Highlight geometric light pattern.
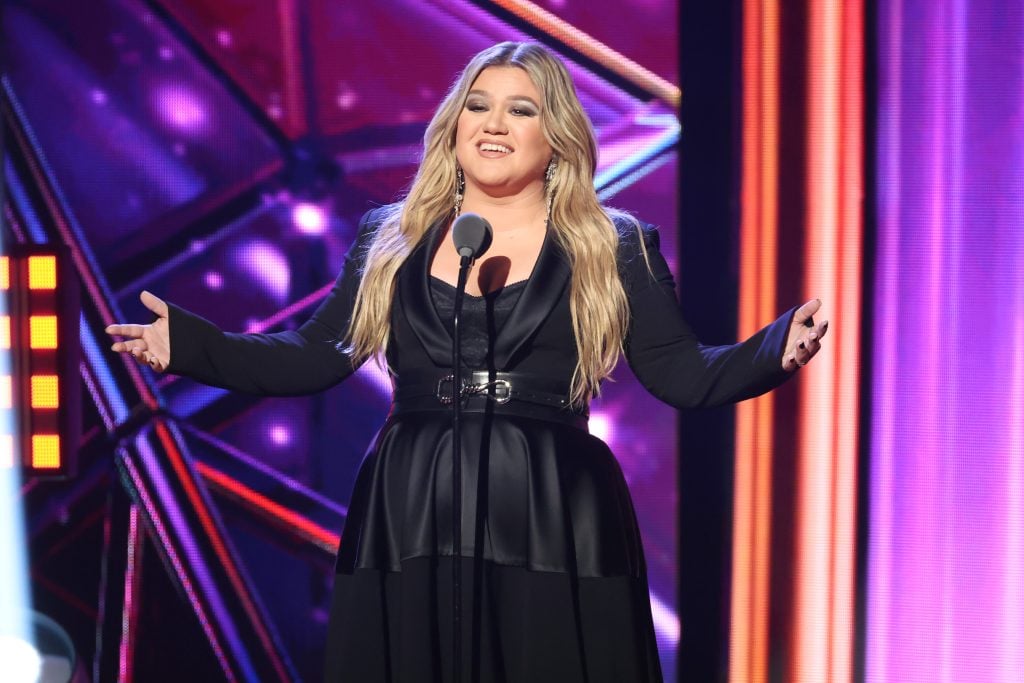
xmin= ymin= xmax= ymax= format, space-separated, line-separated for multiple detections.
xmin=3 ymin=0 xmax=681 ymax=678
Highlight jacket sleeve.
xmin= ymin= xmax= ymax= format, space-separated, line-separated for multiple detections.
xmin=163 ymin=208 xmax=380 ymax=396
xmin=620 ymin=222 xmax=796 ymax=409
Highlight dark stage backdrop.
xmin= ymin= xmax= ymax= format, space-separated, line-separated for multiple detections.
xmin=2 ymin=1 xmax=681 ymax=680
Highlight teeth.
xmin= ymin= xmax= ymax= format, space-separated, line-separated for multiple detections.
xmin=480 ymin=143 xmax=512 ymax=153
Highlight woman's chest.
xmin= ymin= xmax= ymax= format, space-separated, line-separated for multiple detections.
xmin=429 ymin=226 xmax=547 ymax=296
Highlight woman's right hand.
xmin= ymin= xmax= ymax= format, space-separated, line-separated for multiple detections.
xmin=106 ymin=291 xmax=171 ymax=373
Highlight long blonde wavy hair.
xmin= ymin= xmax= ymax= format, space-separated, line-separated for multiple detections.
xmin=346 ymin=42 xmax=639 ymax=407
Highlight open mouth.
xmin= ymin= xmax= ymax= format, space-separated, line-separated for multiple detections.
xmin=478 ymin=142 xmax=513 ymax=155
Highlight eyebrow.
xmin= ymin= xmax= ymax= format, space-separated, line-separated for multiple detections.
xmin=467 ymin=90 xmax=540 ymax=108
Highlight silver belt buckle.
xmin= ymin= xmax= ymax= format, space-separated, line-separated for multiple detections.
xmin=435 ymin=375 xmax=512 ymax=405
xmin=435 ymin=374 xmax=464 ymax=405
xmin=487 ymin=379 xmax=512 ymax=404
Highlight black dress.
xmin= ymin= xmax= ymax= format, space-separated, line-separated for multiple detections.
xmin=166 ymin=208 xmax=796 ymax=682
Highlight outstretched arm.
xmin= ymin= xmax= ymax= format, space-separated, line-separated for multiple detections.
xmin=621 ymin=223 xmax=828 ymax=409
xmin=106 ymin=209 xmax=380 ymax=396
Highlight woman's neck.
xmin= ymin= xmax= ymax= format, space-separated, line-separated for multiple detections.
xmin=461 ymin=184 xmax=547 ymax=233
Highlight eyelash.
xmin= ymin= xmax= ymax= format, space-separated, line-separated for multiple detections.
xmin=466 ymin=103 xmax=535 ymax=117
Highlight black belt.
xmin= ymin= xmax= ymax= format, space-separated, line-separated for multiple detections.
xmin=391 ymin=370 xmax=588 ymax=429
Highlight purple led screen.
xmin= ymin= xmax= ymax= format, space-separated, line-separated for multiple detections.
xmin=870 ymin=1 xmax=1024 ymax=681
xmin=2 ymin=0 xmax=679 ymax=678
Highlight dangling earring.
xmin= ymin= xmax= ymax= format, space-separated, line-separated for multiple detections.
xmin=544 ymin=157 xmax=558 ymax=222
xmin=454 ymin=165 xmax=465 ymax=217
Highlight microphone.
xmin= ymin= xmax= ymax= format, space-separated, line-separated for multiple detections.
xmin=452 ymin=212 xmax=493 ymax=261
xmin=448 ymin=211 xmax=491 ymax=682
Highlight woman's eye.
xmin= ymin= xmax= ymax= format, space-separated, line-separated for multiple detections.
xmin=511 ymin=107 xmax=535 ymax=117
xmin=466 ymin=103 xmax=487 ymax=112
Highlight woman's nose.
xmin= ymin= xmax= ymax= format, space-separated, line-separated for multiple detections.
xmin=483 ymin=109 xmax=507 ymax=134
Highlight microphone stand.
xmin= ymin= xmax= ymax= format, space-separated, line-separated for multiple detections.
xmin=451 ymin=251 xmax=472 ymax=683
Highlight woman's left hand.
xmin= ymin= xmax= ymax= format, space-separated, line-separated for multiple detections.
xmin=782 ymin=299 xmax=829 ymax=372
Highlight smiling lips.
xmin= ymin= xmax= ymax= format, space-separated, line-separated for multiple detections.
xmin=478 ymin=141 xmax=513 ymax=157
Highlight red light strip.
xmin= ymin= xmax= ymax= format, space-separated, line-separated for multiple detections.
xmin=195 ymin=461 xmax=340 ymax=553
xmin=153 ymin=421 xmax=291 ymax=682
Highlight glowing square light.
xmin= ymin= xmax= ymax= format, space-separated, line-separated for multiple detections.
xmin=28 ymin=255 xmax=57 ymax=289
xmin=0 ymin=435 xmax=13 ymax=468
xmin=30 ymin=315 xmax=58 ymax=349
xmin=0 ymin=375 xmax=10 ymax=409
xmin=32 ymin=434 xmax=61 ymax=469
xmin=31 ymin=375 xmax=59 ymax=409
xmin=0 ymin=256 xmax=9 ymax=290
xmin=0 ymin=316 xmax=9 ymax=350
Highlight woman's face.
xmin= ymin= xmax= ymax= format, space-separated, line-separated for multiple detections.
xmin=455 ymin=66 xmax=553 ymax=200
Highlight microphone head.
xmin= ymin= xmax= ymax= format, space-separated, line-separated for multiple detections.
xmin=452 ymin=213 xmax=493 ymax=259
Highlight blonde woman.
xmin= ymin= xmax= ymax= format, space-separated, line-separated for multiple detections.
xmin=108 ymin=42 xmax=827 ymax=682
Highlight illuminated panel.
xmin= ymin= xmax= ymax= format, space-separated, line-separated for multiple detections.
xmin=29 ymin=315 xmax=58 ymax=349
xmin=28 ymin=255 xmax=57 ymax=289
xmin=3 ymin=247 xmax=79 ymax=478
xmin=1 ymin=256 xmax=8 ymax=290
xmin=791 ymin=0 xmax=862 ymax=681
xmin=31 ymin=375 xmax=60 ymax=409
xmin=730 ymin=2 xmax=779 ymax=682
xmin=0 ymin=434 xmax=13 ymax=468
xmin=869 ymin=2 xmax=1024 ymax=681
xmin=31 ymin=434 xmax=61 ymax=469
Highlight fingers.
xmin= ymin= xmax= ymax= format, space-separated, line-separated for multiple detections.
xmin=105 ymin=323 xmax=147 ymax=339
xmin=783 ymin=320 xmax=829 ymax=372
xmin=144 ymin=352 xmax=165 ymax=373
xmin=140 ymin=290 xmax=169 ymax=318
xmin=108 ymin=338 xmax=167 ymax=372
xmin=794 ymin=298 xmax=822 ymax=326
xmin=110 ymin=338 xmax=148 ymax=357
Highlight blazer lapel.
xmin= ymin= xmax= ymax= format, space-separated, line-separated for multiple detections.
xmin=493 ymin=226 xmax=571 ymax=369
xmin=397 ymin=219 xmax=572 ymax=370
xmin=397 ymin=218 xmax=452 ymax=367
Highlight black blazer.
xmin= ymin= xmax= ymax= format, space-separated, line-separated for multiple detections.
xmin=166 ymin=207 xmax=795 ymax=407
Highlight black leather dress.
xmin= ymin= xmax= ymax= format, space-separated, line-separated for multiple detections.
xmin=166 ymin=207 xmax=796 ymax=682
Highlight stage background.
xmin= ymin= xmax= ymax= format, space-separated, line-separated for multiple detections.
xmin=7 ymin=1 xmax=1022 ymax=682
xmin=2 ymin=0 xmax=681 ymax=680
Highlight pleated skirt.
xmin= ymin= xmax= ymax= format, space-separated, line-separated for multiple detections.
xmin=323 ymin=408 xmax=663 ymax=682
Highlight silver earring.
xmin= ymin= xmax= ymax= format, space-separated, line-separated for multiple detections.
xmin=544 ymin=157 xmax=557 ymax=222
xmin=545 ymin=157 xmax=558 ymax=185
xmin=454 ymin=166 xmax=465 ymax=216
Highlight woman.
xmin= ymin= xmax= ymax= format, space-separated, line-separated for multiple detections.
xmin=107 ymin=42 xmax=826 ymax=682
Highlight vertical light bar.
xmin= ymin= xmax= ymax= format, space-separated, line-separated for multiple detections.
xmin=868 ymin=2 xmax=1024 ymax=681
xmin=793 ymin=0 xmax=862 ymax=681
xmin=730 ymin=1 xmax=779 ymax=681
xmin=118 ymin=504 xmax=143 ymax=683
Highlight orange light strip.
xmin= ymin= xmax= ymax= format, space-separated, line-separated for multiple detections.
xmin=486 ymin=0 xmax=682 ymax=108
xmin=791 ymin=0 xmax=862 ymax=681
xmin=730 ymin=1 xmax=780 ymax=681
